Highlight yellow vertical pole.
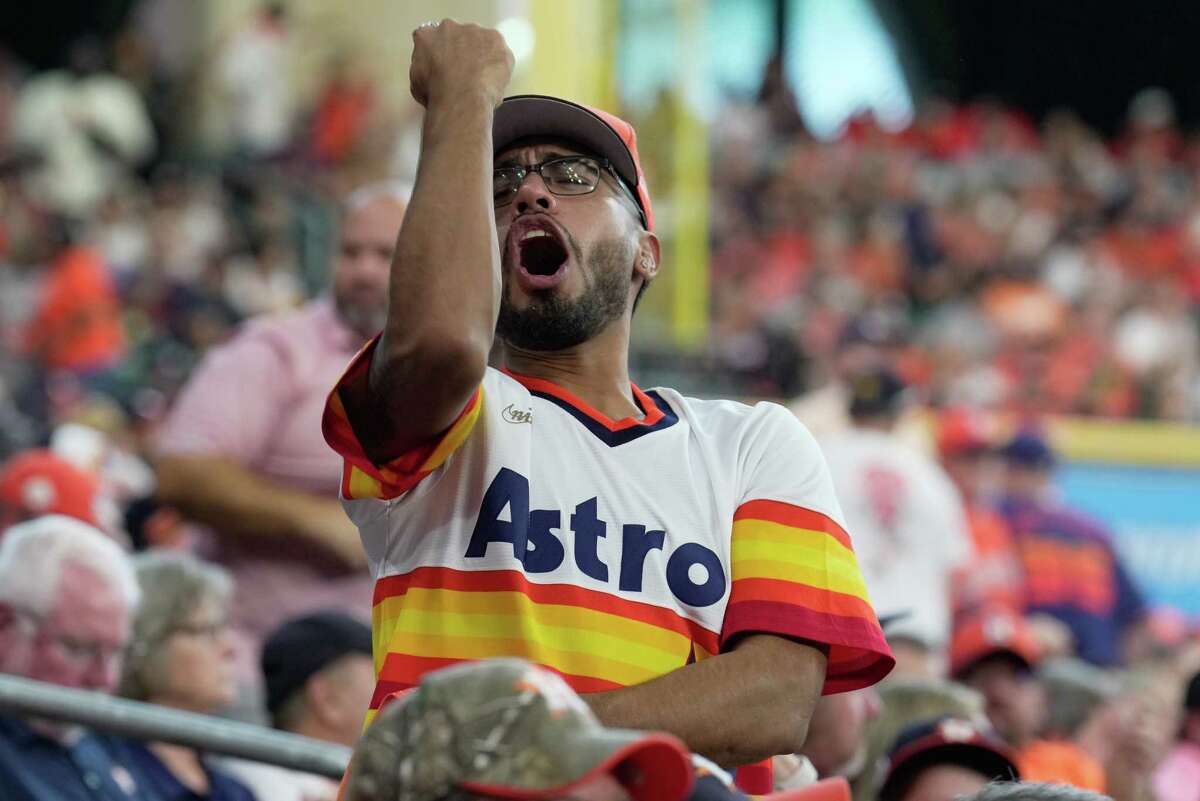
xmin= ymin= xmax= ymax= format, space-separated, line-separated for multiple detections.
xmin=670 ymin=0 xmax=709 ymax=347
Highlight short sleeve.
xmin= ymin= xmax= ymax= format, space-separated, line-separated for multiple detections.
xmin=322 ymin=335 xmax=484 ymax=502
xmin=723 ymin=403 xmax=894 ymax=693
xmin=156 ymin=331 xmax=289 ymax=464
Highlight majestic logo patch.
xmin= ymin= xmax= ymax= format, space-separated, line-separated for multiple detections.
xmin=502 ymin=404 xmax=534 ymax=425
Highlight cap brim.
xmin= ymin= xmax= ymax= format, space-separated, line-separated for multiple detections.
xmin=462 ymin=729 xmax=694 ymax=801
xmin=881 ymin=743 xmax=1020 ymax=800
xmin=494 ymin=95 xmax=639 ymax=190
xmin=763 ymin=777 xmax=851 ymax=801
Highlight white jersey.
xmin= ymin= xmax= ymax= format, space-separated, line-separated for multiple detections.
xmin=819 ymin=427 xmax=973 ymax=647
xmin=323 ymin=347 xmax=892 ymax=723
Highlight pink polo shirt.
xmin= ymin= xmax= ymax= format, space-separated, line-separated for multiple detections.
xmin=157 ymin=298 xmax=373 ymax=642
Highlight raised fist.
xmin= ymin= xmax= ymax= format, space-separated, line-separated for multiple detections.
xmin=409 ymin=19 xmax=515 ymax=109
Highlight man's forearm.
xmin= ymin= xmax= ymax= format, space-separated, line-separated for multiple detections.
xmin=154 ymin=454 xmax=360 ymax=564
xmin=583 ymin=634 xmax=827 ymax=768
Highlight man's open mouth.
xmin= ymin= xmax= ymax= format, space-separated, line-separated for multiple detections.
xmin=518 ymin=228 xmax=569 ymax=277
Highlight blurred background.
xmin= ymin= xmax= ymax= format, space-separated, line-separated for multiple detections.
xmin=0 ymin=0 xmax=1197 ymax=622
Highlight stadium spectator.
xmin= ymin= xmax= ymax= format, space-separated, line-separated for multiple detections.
xmin=9 ymin=36 xmax=154 ymax=218
xmin=222 ymin=610 xmax=374 ymax=801
xmin=820 ymin=367 xmax=973 ymax=675
xmin=153 ymin=183 xmax=407 ymax=667
xmin=949 ymin=609 xmax=1106 ymax=792
xmin=344 ymin=658 xmax=696 ymax=801
xmin=877 ymin=717 xmax=1020 ymax=801
xmin=855 ymin=678 xmax=988 ymax=801
xmin=1154 ymin=670 xmax=1200 ymax=801
xmin=793 ymin=687 xmax=882 ymax=781
xmin=110 ymin=550 xmax=253 ymax=801
xmin=324 ymin=23 xmax=891 ymax=796
xmin=997 ymin=429 xmax=1148 ymax=666
xmin=215 ymin=3 xmax=294 ymax=159
xmin=933 ymin=408 xmax=1024 ymax=616
xmin=0 ymin=514 xmax=143 ymax=800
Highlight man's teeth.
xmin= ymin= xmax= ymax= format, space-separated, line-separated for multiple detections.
xmin=520 ymin=230 xmax=551 ymax=241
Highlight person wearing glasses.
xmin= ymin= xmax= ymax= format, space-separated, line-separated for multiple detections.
xmin=0 ymin=514 xmax=146 ymax=800
xmin=323 ymin=20 xmax=893 ymax=794
xmin=106 ymin=551 xmax=254 ymax=801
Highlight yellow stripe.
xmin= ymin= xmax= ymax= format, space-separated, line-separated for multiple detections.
xmin=376 ymin=589 xmax=691 ymax=667
xmin=731 ymin=555 xmax=871 ymax=600
xmin=732 ymin=534 xmax=862 ymax=578
xmin=347 ymin=465 xmax=384 ymax=500
xmin=420 ymin=390 xmax=484 ymax=472
xmin=732 ymin=519 xmax=857 ymax=561
xmin=380 ymin=630 xmax=668 ymax=686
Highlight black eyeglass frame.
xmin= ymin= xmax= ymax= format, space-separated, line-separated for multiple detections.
xmin=493 ymin=155 xmax=647 ymax=228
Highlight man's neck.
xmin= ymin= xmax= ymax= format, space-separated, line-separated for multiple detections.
xmin=502 ymin=321 xmax=643 ymax=422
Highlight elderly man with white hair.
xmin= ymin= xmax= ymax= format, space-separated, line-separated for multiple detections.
xmin=0 ymin=514 xmax=143 ymax=800
xmin=154 ymin=183 xmax=408 ymax=664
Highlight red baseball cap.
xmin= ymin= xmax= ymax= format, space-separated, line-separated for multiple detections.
xmin=935 ymin=407 xmax=993 ymax=457
xmin=949 ymin=609 xmax=1042 ymax=679
xmin=0 ymin=449 xmax=105 ymax=529
xmin=493 ymin=94 xmax=654 ymax=231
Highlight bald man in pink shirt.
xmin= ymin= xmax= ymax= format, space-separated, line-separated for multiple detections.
xmin=155 ymin=184 xmax=406 ymax=655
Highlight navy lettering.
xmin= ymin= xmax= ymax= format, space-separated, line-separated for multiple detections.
xmin=666 ymin=543 xmax=726 ymax=607
xmin=619 ymin=525 xmax=665 ymax=592
xmin=465 ymin=468 xmax=530 ymax=561
xmin=570 ymin=497 xmax=609 ymax=581
xmin=523 ymin=509 xmax=565 ymax=573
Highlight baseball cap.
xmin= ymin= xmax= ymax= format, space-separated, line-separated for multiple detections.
xmin=949 ymin=609 xmax=1042 ymax=679
xmin=493 ymin=95 xmax=654 ymax=231
xmin=261 ymin=610 xmax=373 ymax=719
xmin=847 ymin=367 xmax=907 ymax=419
xmin=878 ymin=717 xmax=1020 ymax=801
xmin=348 ymin=658 xmax=692 ymax=801
xmin=935 ymin=407 xmax=993 ymax=458
xmin=999 ymin=428 xmax=1056 ymax=469
xmin=0 ymin=449 xmax=106 ymax=529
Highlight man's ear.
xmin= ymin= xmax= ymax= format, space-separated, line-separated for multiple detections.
xmin=634 ymin=232 xmax=661 ymax=284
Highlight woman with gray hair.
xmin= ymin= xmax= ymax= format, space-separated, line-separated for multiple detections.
xmin=108 ymin=550 xmax=256 ymax=800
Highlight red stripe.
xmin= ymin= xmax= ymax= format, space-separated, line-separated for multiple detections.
xmin=372 ymin=567 xmax=720 ymax=650
xmin=721 ymin=600 xmax=893 ymax=694
xmin=501 ymin=370 xmax=665 ymax=431
xmin=729 ymin=577 xmax=878 ymax=620
xmin=734 ymin=500 xmax=853 ymax=551
xmin=370 ymin=655 xmax=624 ymax=708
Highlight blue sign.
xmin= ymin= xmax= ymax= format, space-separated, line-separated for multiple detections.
xmin=1056 ymin=463 xmax=1200 ymax=616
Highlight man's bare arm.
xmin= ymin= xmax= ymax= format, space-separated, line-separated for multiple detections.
xmin=155 ymin=454 xmax=366 ymax=569
xmin=349 ymin=22 xmax=514 ymax=465
xmin=584 ymin=634 xmax=827 ymax=768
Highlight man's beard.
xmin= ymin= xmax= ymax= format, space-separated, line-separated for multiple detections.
xmin=497 ymin=238 xmax=631 ymax=351
xmin=334 ymin=294 xmax=387 ymax=339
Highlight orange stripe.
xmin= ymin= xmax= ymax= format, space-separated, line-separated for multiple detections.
xmin=734 ymin=499 xmax=853 ymax=551
xmin=502 ymin=370 xmax=665 ymax=430
xmin=728 ymin=577 xmax=878 ymax=620
xmin=372 ymin=567 xmax=720 ymax=653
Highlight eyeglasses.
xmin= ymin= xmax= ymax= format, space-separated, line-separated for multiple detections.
xmin=171 ymin=617 xmax=230 ymax=640
xmin=12 ymin=608 xmax=127 ymax=669
xmin=493 ymin=156 xmax=644 ymax=226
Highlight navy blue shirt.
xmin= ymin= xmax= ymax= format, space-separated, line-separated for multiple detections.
xmin=0 ymin=716 xmax=143 ymax=801
xmin=102 ymin=737 xmax=256 ymax=801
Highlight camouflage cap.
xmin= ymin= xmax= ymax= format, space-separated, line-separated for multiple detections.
xmin=347 ymin=659 xmax=694 ymax=801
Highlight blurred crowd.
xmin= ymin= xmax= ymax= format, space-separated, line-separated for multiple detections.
xmin=0 ymin=4 xmax=1199 ymax=801
xmin=701 ymin=72 xmax=1200 ymax=419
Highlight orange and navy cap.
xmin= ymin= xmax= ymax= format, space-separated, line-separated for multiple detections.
xmin=493 ymin=95 xmax=655 ymax=231
xmin=0 ymin=449 xmax=105 ymax=529
xmin=879 ymin=717 xmax=1019 ymax=801
xmin=949 ymin=609 xmax=1042 ymax=679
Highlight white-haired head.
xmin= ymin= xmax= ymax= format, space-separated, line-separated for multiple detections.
xmin=342 ymin=180 xmax=413 ymax=215
xmin=0 ymin=514 xmax=140 ymax=615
